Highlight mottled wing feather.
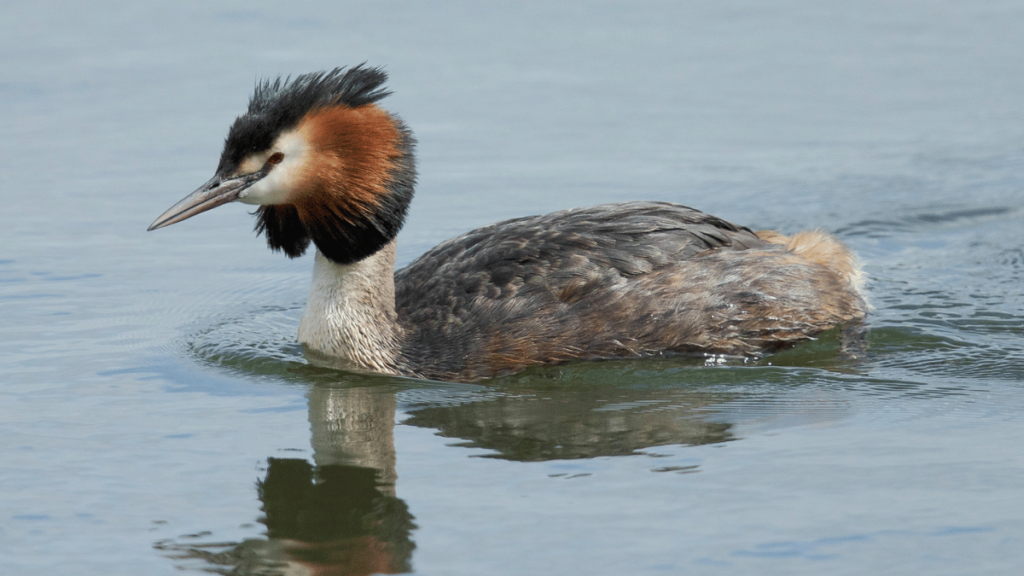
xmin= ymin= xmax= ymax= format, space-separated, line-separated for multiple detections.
xmin=393 ymin=201 xmax=862 ymax=380
xmin=396 ymin=202 xmax=754 ymax=322
xmin=397 ymin=202 xmax=757 ymax=284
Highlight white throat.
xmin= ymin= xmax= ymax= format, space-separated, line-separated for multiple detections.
xmin=297 ymin=241 xmax=403 ymax=374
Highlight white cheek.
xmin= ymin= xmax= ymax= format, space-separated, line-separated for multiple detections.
xmin=238 ymin=163 xmax=298 ymax=205
xmin=237 ymin=129 xmax=309 ymax=206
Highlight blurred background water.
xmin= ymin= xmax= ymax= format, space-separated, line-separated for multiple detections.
xmin=2 ymin=1 xmax=1023 ymax=574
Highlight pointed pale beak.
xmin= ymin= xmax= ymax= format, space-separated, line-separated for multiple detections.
xmin=147 ymin=171 xmax=266 ymax=231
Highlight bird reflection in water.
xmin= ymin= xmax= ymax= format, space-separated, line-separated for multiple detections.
xmin=260 ymin=384 xmax=416 ymax=573
xmin=157 ymin=384 xmax=415 ymax=576
xmin=156 ymin=361 xmax=776 ymax=574
xmin=256 ymin=458 xmax=415 ymax=574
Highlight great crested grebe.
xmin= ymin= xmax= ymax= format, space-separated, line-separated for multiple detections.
xmin=149 ymin=65 xmax=868 ymax=382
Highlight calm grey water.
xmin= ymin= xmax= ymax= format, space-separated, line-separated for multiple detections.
xmin=3 ymin=2 xmax=1023 ymax=574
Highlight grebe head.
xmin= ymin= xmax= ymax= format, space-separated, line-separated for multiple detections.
xmin=148 ymin=65 xmax=417 ymax=265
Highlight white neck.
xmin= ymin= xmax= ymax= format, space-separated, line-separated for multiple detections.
xmin=297 ymin=241 xmax=403 ymax=374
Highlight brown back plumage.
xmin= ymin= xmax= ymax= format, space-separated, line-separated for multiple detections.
xmin=394 ymin=202 xmax=867 ymax=380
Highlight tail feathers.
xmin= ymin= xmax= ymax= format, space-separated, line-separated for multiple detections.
xmin=757 ymin=229 xmax=867 ymax=298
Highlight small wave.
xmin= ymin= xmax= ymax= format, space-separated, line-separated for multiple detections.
xmin=185 ymin=304 xmax=309 ymax=378
xmin=836 ymin=206 xmax=1018 ymax=238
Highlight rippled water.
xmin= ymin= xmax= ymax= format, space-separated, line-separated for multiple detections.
xmin=3 ymin=2 xmax=1024 ymax=575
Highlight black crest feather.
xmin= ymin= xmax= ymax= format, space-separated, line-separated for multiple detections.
xmin=217 ymin=64 xmax=391 ymax=174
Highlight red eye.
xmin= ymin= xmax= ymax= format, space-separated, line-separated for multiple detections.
xmin=267 ymin=152 xmax=285 ymax=166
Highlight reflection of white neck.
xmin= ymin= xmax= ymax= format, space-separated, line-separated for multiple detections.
xmin=309 ymin=385 xmax=398 ymax=495
xmin=298 ymin=241 xmax=402 ymax=374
